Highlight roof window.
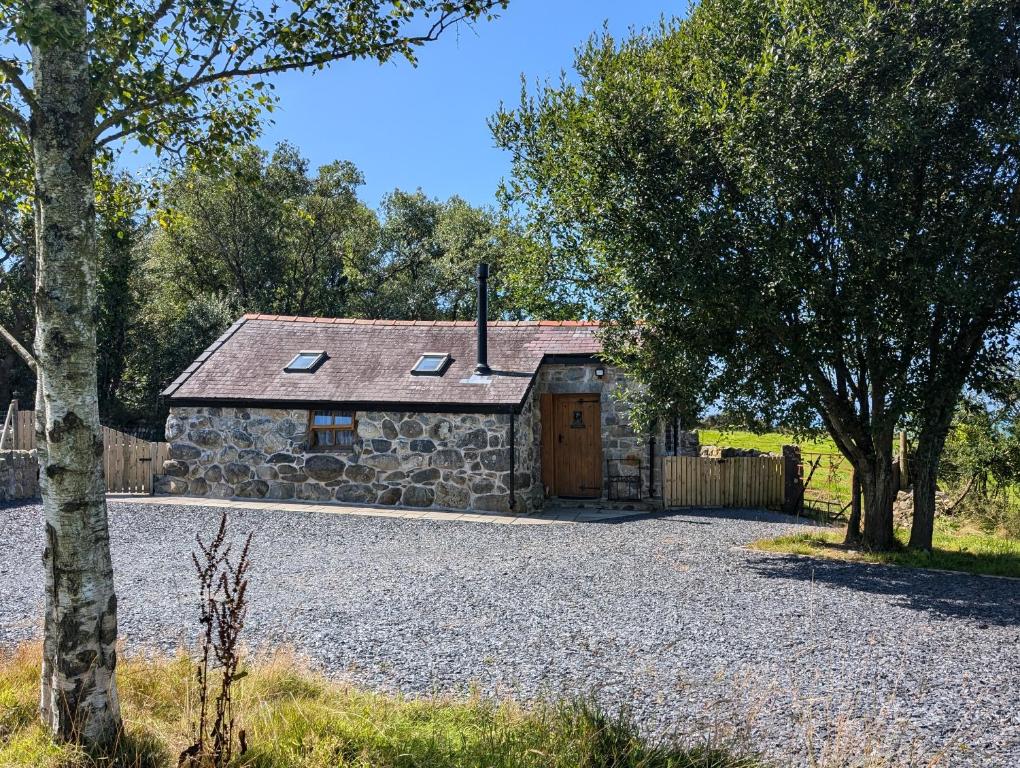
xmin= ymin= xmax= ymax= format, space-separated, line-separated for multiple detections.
xmin=411 ymin=352 xmax=452 ymax=376
xmin=284 ymin=350 xmax=326 ymax=373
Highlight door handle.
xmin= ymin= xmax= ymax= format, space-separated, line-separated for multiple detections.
xmin=558 ymin=433 xmax=564 ymax=443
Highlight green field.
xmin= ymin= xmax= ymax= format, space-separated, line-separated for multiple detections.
xmin=698 ymin=429 xmax=840 ymax=454
xmin=698 ymin=429 xmax=852 ymax=510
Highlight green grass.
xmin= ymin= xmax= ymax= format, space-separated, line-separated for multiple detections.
xmin=751 ymin=519 xmax=1020 ymax=578
xmin=697 ymin=429 xmax=839 ymax=455
xmin=0 ymin=646 xmax=755 ymax=768
xmin=698 ymin=429 xmax=852 ymax=504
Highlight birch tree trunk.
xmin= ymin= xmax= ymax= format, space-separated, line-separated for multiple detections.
xmin=32 ymin=0 xmax=122 ymax=744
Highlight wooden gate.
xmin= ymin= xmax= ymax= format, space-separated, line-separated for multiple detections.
xmin=663 ymin=456 xmax=785 ymax=509
xmin=102 ymin=426 xmax=170 ymax=493
xmin=3 ymin=405 xmax=168 ymax=493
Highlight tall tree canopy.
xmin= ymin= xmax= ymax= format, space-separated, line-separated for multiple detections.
xmin=0 ymin=0 xmax=505 ymax=746
xmin=493 ymin=0 xmax=1020 ymax=551
xmin=366 ymin=188 xmax=520 ymax=320
xmin=149 ymin=142 xmax=379 ymax=318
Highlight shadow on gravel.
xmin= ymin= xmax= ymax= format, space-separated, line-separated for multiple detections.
xmin=584 ymin=507 xmax=820 ymax=529
xmin=747 ymin=554 xmax=1020 ymax=626
xmin=661 ymin=507 xmax=821 ymax=526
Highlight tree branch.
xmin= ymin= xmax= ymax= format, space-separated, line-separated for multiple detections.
xmin=0 ymin=59 xmax=36 ymax=110
xmin=0 ymin=100 xmax=29 ymax=135
xmin=0 ymin=322 xmax=37 ymax=372
xmin=91 ymin=3 xmax=494 ymax=143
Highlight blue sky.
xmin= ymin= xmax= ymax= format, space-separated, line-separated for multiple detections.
xmin=216 ymin=1 xmax=684 ymax=210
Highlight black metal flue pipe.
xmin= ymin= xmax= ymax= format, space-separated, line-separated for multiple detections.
xmin=475 ymin=262 xmax=492 ymax=376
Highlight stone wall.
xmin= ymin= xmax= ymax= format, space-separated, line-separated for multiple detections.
xmin=0 ymin=450 xmax=40 ymax=501
xmin=159 ymin=406 xmax=539 ymax=513
xmin=700 ymin=445 xmax=777 ymax=458
xmin=532 ymin=363 xmax=698 ymax=500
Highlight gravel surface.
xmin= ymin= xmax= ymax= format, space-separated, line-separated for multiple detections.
xmin=2 ymin=500 xmax=1018 ymax=766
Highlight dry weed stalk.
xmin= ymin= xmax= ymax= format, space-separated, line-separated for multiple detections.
xmin=179 ymin=512 xmax=252 ymax=767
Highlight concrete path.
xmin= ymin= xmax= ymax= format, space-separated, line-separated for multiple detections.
xmin=106 ymin=492 xmax=655 ymax=525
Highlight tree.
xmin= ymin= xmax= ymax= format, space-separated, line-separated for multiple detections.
xmin=0 ymin=115 xmax=35 ymax=401
xmin=493 ymin=0 xmax=1020 ymax=551
xmin=939 ymin=386 xmax=1020 ymax=516
xmin=0 ymin=172 xmax=155 ymax=425
xmin=95 ymin=176 xmax=148 ymax=425
xmin=366 ymin=189 xmax=519 ymax=319
xmin=148 ymin=142 xmax=379 ymax=318
xmin=0 ymin=0 xmax=506 ymax=746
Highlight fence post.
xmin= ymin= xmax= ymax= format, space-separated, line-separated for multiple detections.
xmin=781 ymin=445 xmax=802 ymax=514
xmin=0 ymin=401 xmax=13 ymax=450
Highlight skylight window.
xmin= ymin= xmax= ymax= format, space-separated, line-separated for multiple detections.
xmin=284 ymin=350 xmax=326 ymax=373
xmin=411 ymin=353 xmax=452 ymax=376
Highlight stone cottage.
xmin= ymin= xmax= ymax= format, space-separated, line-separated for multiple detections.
xmin=159 ymin=267 xmax=696 ymax=513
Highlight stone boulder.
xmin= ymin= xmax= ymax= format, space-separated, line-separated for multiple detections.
xmin=296 ymin=483 xmax=332 ymax=501
xmin=162 ymin=460 xmax=189 ymax=478
xmin=377 ymin=487 xmax=402 ymax=505
xmin=361 ymin=453 xmax=401 ymax=471
xmin=699 ymin=445 xmax=776 ymax=458
xmin=893 ymin=489 xmax=950 ymax=527
xmin=480 ymin=448 xmax=511 ymax=472
xmin=169 ymin=442 xmax=201 ymax=461
xmin=411 ymin=467 xmax=440 ymax=484
xmin=267 ymin=481 xmax=295 ymax=500
xmin=473 ymin=493 xmax=510 ymax=513
xmin=399 ymin=419 xmax=424 ymax=438
xmin=434 ymin=481 xmax=470 ymax=509
xmin=189 ymin=428 xmax=223 ymax=449
xmin=304 ymin=454 xmax=346 ymax=482
xmin=430 ymin=448 xmax=462 ymax=470
xmin=344 ymin=464 xmax=376 ymax=484
xmin=335 ymin=483 xmax=376 ymax=504
xmin=223 ymin=462 xmax=251 ymax=484
xmin=236 ymin=479 xmax=269 ymax=498
xmin=402 ymin=485 xmax=435 ymax=508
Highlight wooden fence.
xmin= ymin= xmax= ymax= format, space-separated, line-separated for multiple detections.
xmin=2 ymin=406 xmax=168 ymax=493
xmin=0 ymin=406 xmax=36 ymax=451
xmin=663 ymin=456 xmax=786 ymax=509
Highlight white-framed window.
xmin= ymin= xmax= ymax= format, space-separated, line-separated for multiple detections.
xmin=411 ymin=352 xmax=452 ymax=376
xmin=284 ymin=350 xmax=326 ymax=373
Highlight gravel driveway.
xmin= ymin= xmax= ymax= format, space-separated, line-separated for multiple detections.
xmin=2 ymin=500 xmax=1018 ymax=767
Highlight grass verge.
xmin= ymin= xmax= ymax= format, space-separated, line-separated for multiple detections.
xmin=0 ymin=645 xmax=755 ymax=768
xmin=751 ymin=520 xmax=1020 ymax=578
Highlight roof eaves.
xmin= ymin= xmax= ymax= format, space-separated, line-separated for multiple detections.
xmin=160 ymin=316 xmax=249 ymax=398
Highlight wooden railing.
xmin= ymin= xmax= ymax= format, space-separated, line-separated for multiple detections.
xmin=2 ymin=404 xmax=168 ymax=493
xmin=663 ymin=455 xmax=785 ymax=510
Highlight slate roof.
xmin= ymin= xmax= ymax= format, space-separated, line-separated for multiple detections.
xmin=162 ymin=314 xmax=604 ymax=411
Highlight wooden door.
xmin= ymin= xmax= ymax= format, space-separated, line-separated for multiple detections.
xmin=552 ymin=394 xmax=602 ymax=498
